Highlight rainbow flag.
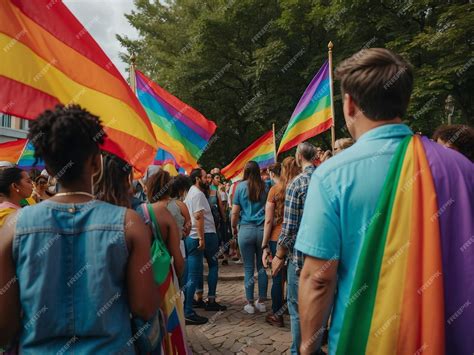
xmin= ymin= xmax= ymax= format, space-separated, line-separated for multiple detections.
xmin=278 ymin=61 xmax=332 ymax=154
xmin=17 ymin=140 xmax=45 ymax=170
xmin=336 ymin=135 xmax=474 ymax=355
xmin=0 ymin=138 xmax=27 ymax=164
xmin=154 ymin=148 xmax=180 ymax=176
xmin=135 ymin=70 xmax=217 ymax=171
xmin=222 ymin=130 xmax=275 ymax=180
xmin=0 ymin=1 xmax=157 ymax=173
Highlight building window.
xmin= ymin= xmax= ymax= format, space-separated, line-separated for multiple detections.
xmin=20 ymin=119 xmax=29 ymax=130
xmin=1 ymin=114 xmax=11 ymax=128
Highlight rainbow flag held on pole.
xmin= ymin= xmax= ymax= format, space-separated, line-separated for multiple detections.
xmin=0 ymin=0 xmax=157 ymax=174
xmin=154 ymin=148 xmax=180 ymax=176
xmin=17 ymin=140 xmax=45 ymax=170
xmin=222 ymin=130 xmax=275 ymax=180
xmin=278 ymin=61 xmax=333 ymax=154
xmin=0 ymin=138 xmax=27 ymax=164
xmin=135 ymin=70 xmax=217 ymax=172
xmin=335 ymin=135 xmax=474 ymax=355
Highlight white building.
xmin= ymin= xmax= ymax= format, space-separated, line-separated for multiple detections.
xmin=0 ymin=113 xmax=29 ymax=144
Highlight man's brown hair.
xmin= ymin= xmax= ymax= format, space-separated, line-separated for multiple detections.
xmin=335 ymin=48 xmax=414 ymax=120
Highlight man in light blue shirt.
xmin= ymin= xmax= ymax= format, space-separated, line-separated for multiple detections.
xmin=294 ymin=48 xmax=416 ymax=354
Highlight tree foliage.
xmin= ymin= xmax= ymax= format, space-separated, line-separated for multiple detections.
xmin=118 ymin=0 xmax=474 ymax=169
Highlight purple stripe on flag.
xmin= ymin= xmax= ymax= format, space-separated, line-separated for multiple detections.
xmin=291 ymin=61 xmax=329 ymax=119
xmin=136 ymin=74 xmax=212 ymax=141
xmin=422 ymin=137 xmax=474 ymax=355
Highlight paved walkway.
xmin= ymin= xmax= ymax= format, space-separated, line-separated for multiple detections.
xmin=186 ymin=260 xmax=292 ymax=354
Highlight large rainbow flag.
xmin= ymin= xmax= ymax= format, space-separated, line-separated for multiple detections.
xmin=221 ymin=130 xmax=275 ymax=180
xmin=135 ymin=70 xmax=217 ymax=171
xmin=335 ymin=135 xmax=474 ymax=355
xmin=278 ymin=61 xmax=332 ymax=154
xmin=0 ymin=0 xmax=157 ymax=173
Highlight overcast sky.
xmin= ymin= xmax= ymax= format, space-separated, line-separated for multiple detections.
xmin=63 ymin=0 xmax=139 ymax=78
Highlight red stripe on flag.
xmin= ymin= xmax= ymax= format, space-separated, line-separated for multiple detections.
xmin=0 ymin=76 xmax=60 ymax=119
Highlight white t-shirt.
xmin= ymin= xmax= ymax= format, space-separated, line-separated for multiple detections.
xmin=184 ymin=185 xmax=216 ymax=238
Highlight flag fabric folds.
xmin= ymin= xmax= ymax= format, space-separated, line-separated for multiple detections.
xmin=278 ymin=61 xmax=333 ymax=154
xmin=0 ymin=138 xmax=27 ymax=164
xmin=135 ymin=70 xmax=217 ymax=172
xmin=336 ymin=135 xmax=474 ymax=355
xmin=0 ymin=0 xmax=157 ymax=173
xmin=221 ymin=130 xmax=275 ymax=180
xmin=154 ymin=148 xmax=180 ymax=176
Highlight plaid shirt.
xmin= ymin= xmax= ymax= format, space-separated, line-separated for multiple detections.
xmin=277 ymin=165 xmax=315 ymax=270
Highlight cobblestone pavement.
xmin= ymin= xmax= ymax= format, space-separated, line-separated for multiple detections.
xmin=186 ymin=263 xmax=292 ymax=354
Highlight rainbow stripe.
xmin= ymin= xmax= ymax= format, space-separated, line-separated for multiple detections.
xmin=278 ymin=61 xmax=332 ymax=154
xmin=222 ymin=130 xmax=275 ymax=180
xmin=336 ymin=135 xmax=474 ymax=354
xmin=0 ymin=0 xmax=157 ymax=173
xmin=17 ymin=140 xmax=44 ymax=170
xmin=154 ymin=148 xmax=180 ymax=176
xmin=135 ymin=70 xmax=217 ymax=172
xmin=0 ymin=138 xmax=27 ymax=163
xmin=158 ymin=270 xmax=189 ymax=354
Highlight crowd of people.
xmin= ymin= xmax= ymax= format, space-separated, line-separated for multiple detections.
xmin=0 ymin=48 xmax=473 ymax=355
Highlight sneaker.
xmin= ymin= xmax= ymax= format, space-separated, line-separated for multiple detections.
xmin=205 ymin=300 xmax=227 ymax=311
xmin=265 ymin=313 xmax=284 ymax=327
xmin=192 ymin=299 xmax=206 ymax=308
xmin=254 ymin=301 xmax=266 ymax=312
xmin=243 ymin=304 xmax=255 ymax=314
xmin=235 ymin=258 xmax=243 ymax=264
xmin=185 ymin=313 xmax=208 ymax=325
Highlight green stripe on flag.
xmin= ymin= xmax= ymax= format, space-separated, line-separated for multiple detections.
xmin=336 ymin=135 xmax=412 ymax=355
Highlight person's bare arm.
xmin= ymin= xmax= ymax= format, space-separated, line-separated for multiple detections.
xmin=0 ymin=213 xmax=21 ymax=346
xmin=299 ymin=256 xmax=338 ymax=355
xmin=262 ymin=201 xmax=275 ymax=247
xmin=177 ymin=200 xmax=191 ymax=237
xmin=230 ymin=204 xmax=240 ymax=237
xmin=194 ymin=209 xmax=205 ymax=250
xmin=125 ymin=209 xmax=161 ymax=320
xmin=155 ymin=206 xmax=185 ymax=277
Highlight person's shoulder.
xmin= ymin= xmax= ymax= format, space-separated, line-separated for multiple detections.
xmin=422 ymin=136 xmax=474 ymax=173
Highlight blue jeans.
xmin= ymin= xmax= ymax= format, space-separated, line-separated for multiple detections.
xmin=238 ymin=224 xmax=268 ymax=302
xmin=269 ymin=241 xmax=284 ymax=314
xmin=184 ymin=233 xmax=219 ymax=316
xmin=288 ymin=261 xmax=300 ymax=354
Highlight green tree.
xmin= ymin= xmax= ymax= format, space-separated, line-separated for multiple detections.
xmin=119 ymin=0 xmax=473 ymax=168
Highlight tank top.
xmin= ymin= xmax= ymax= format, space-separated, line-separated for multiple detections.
xmin=166 ymin=198 xmax=185 ymax=239
xmin=13 ymin=200 xmax=134 ymax=354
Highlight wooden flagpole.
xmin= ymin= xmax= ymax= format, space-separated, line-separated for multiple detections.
xmin=272 ymin=123 xmax=277 ymax=163
xmin=16 ymin=139 xmax=29 ymax=165
xmin=129 ymin=52 xmax=137 ymax=94
xmin=328 ymin=41 xmax=336 ymax=154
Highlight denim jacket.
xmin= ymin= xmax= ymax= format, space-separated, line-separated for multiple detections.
xmin=13 ymin=200 xmax=134 ymax=354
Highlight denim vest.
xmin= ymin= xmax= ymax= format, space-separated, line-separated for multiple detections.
xmin=13 ymin=200 xmax=134 ymax=354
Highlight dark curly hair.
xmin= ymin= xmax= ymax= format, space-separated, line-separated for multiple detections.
xmin=95 ymin=153 xmax=132 ymax=208
xmin=170 ymin=174 xmax=192 ymax=198
xmin=28 ymin=105 xmax=104 ymax=184
xmin=433 ymin=124 xmax=474 ymax=162
xmin=146 ymin=169 xmax=172 ymax=203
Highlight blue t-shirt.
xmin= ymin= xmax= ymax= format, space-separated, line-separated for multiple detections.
xmin=233 ymin=180 xmax=268 ymax=225
xmin=295 ymin=124 xmax=413 ymax=354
